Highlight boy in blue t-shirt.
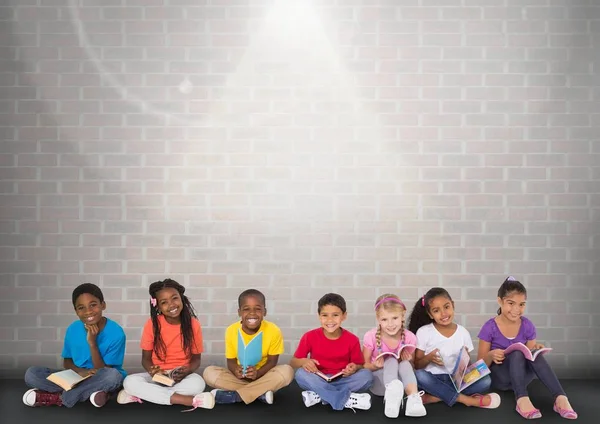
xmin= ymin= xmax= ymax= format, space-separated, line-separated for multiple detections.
xmin=23 ymin=283 xmax=126 ymax=408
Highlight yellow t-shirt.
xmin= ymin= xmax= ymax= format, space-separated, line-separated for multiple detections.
xmin=225 ymin=320 xmax=284 ymax=370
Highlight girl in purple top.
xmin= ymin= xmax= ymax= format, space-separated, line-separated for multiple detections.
xmin=477 ymin=277 xmax=577 ymax=420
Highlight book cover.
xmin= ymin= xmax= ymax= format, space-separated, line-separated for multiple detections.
xmin=46 ymin=369 xmax=92 ymax=391
xmin=237 ymin=329 xmax=263 ymax=375
xmin=374 ymin=343 xmax=416 ymax=361
xmin=315 ymin=370 xmax=344 ymax=382
xmin=449 ymin=346 xmax=491 ymax=393
xmin=504 ymin=342 xmax=552 ymax=361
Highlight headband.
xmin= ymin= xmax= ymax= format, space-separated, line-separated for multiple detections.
xmin=375 ymin=297 xmax=406 ymax=311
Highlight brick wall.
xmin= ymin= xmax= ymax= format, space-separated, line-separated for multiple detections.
xmin=1 ymin=0 xmax=599 ymax=378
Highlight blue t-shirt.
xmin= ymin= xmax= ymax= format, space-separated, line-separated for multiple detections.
xmin=62 ymin=317 xmax=127 ymax=378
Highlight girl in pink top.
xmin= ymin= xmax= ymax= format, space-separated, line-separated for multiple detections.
xmin=362 ymin=294 xmax=426 ymax=419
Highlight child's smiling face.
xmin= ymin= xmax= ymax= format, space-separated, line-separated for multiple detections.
xmin=238 ymin=295 xmax=266 ymax=334
xmin=377 ymin=308 xmax=405 ymax=338
xmin=155 ymin=287 xmax=183 ymax=322
xmin=74 ymin=293 xmax=105 ymax=326
xmin=498 ymin=291 xmax=527 ymax=323
xmin=427 ymin=295 xmax=454 ymax=328
xmin=319 ymin=304 xmax=346 ymax=337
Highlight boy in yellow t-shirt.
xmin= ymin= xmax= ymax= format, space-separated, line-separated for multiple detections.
xmin=203 ymin=289 xmax=293 ymax=405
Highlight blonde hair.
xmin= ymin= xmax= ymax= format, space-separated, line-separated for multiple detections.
xmin=374 ymin=293 xmax=406 ymax=352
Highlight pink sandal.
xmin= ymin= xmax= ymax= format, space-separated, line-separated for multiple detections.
xmin=554 ymin=401 xmax=578 ymax=420
xmin=516 ymin=404 xmax=542 ymax=420
xmin=472 ymin=393 xmax=501 ymax=409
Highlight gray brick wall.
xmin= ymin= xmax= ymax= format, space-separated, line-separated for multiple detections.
xmin=1 ymin=1 xmax=599 ymax=378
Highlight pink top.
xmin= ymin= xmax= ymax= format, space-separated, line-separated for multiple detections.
xmin=362 ymin=327 xmax=417 ymax=363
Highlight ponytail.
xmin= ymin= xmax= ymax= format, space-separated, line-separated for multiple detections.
xmin=407 ymin=287 xmax=453 ymax=334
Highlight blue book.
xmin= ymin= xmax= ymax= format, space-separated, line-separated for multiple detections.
xmin=237 ymin=329 xmax=263 ymax=375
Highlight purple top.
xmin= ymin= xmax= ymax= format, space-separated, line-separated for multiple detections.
xmin=477 ymin=316 xmax=537 ymax=350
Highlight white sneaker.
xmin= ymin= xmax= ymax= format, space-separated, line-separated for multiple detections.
xmin=405 ymin=391 xmax=427 ymax=417
xmin=384 ymin=380 xmax=404 ymax=418
xmin=302 ymin=390 xmax=321 ymax=407
xmin=116 ymin=389 xmax=143 ymax=405
xmin=344 ymin=392 xmax=371 ymax=411
xmin=183 ymin=392 xmax=215 ymax=412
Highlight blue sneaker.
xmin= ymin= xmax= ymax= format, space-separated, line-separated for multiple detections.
xmin=211 ymin=389 xmax=242 ymax=404
xmin=258 ymin=391 xmax=274 ymax=404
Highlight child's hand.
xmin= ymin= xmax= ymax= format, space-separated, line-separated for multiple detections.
xmin=489 ymin=349 xmax=505 ymax=364
xmin=172 ymin=366 xmax=188 ymax=383
xmin=400 ymin=349 xmax=413 ymax=362
xmin=149 ymin=365 xmax=163 ymax=376
xmin=532 ymin=343 xmax=545 ymax=350
xmin=373 ymin=357 xmax=384 ymax=369
xmin=78 ymin=369 xmax=96 ymax=377
xmin=234 ymin=365 xmax=245 ymax=379
xmin=426 ymin=349 xmax=444 ymax=366
xmin=302 ymin=359 xmax=320 ymax=373
xmin=244 ymin=366 xmax=258 ymax=380
xmin=84 ymin=323 xmax=99 ymax=345
xmin=342 ymin=363 xmax=358 ymax=377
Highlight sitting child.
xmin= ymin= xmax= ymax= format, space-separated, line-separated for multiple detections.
xmin=118 ymin=278 xmax=214 ymax=411
xmin=408 ymin=287 xmax=500 ymax=410
xmin=23 ymin=283 xmax=126 ymax=408
xmin=477 ymin=276 xmax=577 ymax=420
xmin=362 ymin=294 xmax=426 ymax=418
xmin=203 ymin=289 xmax=294 ymax=404
xmin=290 ymin=293 xmax=373 ymax=412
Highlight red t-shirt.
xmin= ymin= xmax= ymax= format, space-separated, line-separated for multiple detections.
xmin=293 ymin=328 xmax=364 ymax=375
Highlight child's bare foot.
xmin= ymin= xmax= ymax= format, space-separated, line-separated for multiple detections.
xmin=421 ymin=394 xmax=441 ymax=404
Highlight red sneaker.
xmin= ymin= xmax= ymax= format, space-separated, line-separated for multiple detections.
xmin=22 ymin=389 xmax=63 ymax=407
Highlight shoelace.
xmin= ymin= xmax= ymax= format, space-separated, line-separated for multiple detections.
xmin=130 ymin=396 xmax=143 ymax=404
xmin=182 ymin=395 xmax=206 ymax=413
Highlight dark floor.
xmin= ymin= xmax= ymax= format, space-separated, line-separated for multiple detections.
xmin=1 ymin=379 xmax=597 ymax=424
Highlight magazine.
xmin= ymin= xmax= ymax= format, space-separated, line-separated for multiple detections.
xmin=374 ymin=343 xmax=416 ymax=361
xmin=504 ymin=342 xmax=552 ymax=361
xmin=449 ymin=346 xmax=491 ymax=393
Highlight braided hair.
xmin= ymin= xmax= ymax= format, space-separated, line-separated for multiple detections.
xmin=374 ymin=293 xmax=407 ymax=353
xmin=148 ymin=278 xmax=197 ymax=362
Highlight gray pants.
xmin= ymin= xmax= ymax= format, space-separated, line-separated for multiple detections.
xmin=370 ymin=358 xmax=417 ymax=397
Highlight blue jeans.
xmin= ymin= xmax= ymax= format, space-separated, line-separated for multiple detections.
xmin=24 ymin=366 xmax=124 ymax=408
xmin=415 ymin=369 xmax=492 ymax=406
xmin=295 ymin=368 xmax=373 ymax=410
xmin=490 ymin=350 xmax=566 ymax=401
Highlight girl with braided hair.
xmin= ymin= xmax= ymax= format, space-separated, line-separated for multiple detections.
xmin=362 ymin=294 xmax=426 ymax=418
xmin=118 ymin=278 xmax=214 ymax=411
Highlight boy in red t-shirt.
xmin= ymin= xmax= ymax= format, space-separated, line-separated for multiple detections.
xmin=290 ymin=293 xmax=373 ymax=411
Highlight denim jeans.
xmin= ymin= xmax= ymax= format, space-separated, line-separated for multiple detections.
xmin=490 ymin=350 xmax=566 ymax=401
xmin=295 ymin=368 xmax=373 ymax=410
xmin=415 ymin=369 xmax=492 ymax=406
xmin=24 ymin=366 xmax=124 ymax=408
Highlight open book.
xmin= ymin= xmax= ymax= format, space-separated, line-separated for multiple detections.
xmin=46 ymin=369 xmax=93 ymax=391
xmin=152 ymin=366 xmax=185 ymax=387
xmin=504 ymin=342 xmax=552 ymax=361
xmin=315 ymin=370 xmax=343 ymax=382
xmin=238 ymin=329 xmax=263 ymax=376
xmin=449 ymin=346 xmax=491 ymax=393
xmin=375 ymin=343 xmax=416 ymax=361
